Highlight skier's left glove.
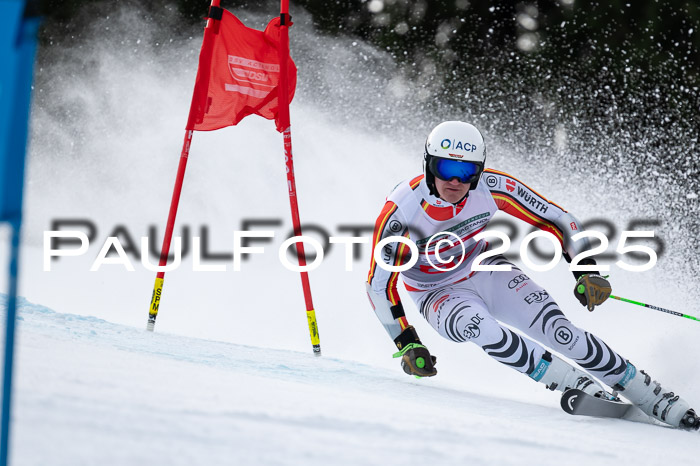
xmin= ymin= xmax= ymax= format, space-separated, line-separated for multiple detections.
xmin=574 ymin=273 xmax=612 ymax=312
xmin=392 ymin=325 xmax=437 ymax=377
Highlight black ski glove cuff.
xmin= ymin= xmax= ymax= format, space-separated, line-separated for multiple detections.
xmin=563 ymin=255 xmax=600 ymax=280
xmin=394 ymin=325 xmax=421 ymax=351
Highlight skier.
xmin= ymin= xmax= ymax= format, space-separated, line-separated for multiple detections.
xmin=366 ymin=121 xmax=699 ymax=429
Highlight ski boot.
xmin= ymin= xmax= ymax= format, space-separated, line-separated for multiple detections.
xmin=530 ymin=352 xmax=608 ymax=398
xmin=613 ymin=362 xmax=699 ymax=430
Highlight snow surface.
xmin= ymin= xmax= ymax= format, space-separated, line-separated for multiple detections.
xmin=0 ymin=3 xmax=699 ymax=465
xmin=3 ymin=295 xmax=699 ymax=466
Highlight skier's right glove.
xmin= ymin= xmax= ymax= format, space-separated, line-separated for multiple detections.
xmin=574 ymin=273 xmax=612 ymax=312
xmin=392 ymin=325 xmax=437 ymax=377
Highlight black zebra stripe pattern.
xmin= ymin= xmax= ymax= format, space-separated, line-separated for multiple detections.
xmin=481 ymin=327 xmax=537 ymax=374
xmin=419 ymin=290 xmax=442 ymax=319
xmin=529 ymin=302 xmax=566 ymax=334
xmin=575 ymin=331 xmax=628 ymax=378
xmin=443 ymin=305 xmax=472 ymax=342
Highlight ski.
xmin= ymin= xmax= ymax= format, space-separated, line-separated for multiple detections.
xmin=561 ymin=388 xmax=661 ymax=425
xmin=561 ymin=388 xmax=635 ymax=419
xmin=562 ymin=388 xmax=700 ymax=430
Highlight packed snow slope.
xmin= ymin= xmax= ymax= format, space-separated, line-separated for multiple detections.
xmin=0 ymin=3 xmax=698 ymax=464
xmin=3 ymin=295 xmax=699 ymax=466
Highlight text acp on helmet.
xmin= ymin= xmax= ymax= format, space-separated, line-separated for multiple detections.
xmin=440 ymin=138 xmax=478 ymax=153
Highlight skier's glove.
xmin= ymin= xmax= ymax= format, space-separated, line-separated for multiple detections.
xmin=574 ymin=273 xmax=612 ymax=312
xmin=392 ymin=325 xmax=437 ymax=377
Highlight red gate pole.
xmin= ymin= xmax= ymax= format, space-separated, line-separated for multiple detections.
xmin=146 ymin=129 xmax=193 ymax=331
xmin=277 ymin=0 xmax=321 ymax=355
xmin=146 ymin=0 xmax=222 ymax=331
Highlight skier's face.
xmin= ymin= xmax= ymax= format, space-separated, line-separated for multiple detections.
xmin=435 ymin=177 xmax=470 ymax=204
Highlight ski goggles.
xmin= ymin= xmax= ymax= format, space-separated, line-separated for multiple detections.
xmin=428 ymin=157 xmax=482 ymax=183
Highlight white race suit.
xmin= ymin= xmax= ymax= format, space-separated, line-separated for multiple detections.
xmin=366 ymin=169 xmax=628 ymax=387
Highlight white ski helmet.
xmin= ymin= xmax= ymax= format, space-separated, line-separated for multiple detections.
xmin=424 ymin=121 xmax=486 ymax=196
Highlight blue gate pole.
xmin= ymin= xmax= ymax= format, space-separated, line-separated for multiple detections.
xmin=0 ymin=1 xmax=42 ymax=464
xmin=1 ymin=222 xmax=22 ymax=466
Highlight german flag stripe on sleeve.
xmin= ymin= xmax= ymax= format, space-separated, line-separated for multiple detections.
xmin=409 ymin=175 xmax=424 ymax=190
xmin=492 ymin=193 xmax=565 ymax=245
xmin=485 ymin=168 xmax=567 ymax=212
xmin=385 ymin=239 xmax=409 ymax=304
xmin=367 ymin=201 xmax=398 ymax=284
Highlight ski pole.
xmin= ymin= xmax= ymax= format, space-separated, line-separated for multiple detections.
xmin=609 ymin=295 xmax=700 ymax=322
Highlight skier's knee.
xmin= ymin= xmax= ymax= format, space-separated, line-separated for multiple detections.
xmin=545 ymin=319 xmax=583 ymax=353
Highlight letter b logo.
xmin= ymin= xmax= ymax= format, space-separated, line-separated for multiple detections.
xmin=555 ymin=326 xmax=573 ymax=345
